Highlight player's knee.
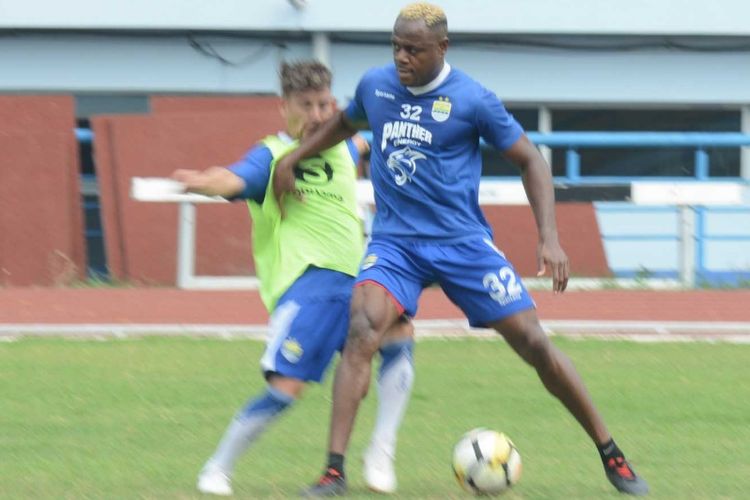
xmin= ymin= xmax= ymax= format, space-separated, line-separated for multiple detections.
xmin=525 ymin=332 xmax=553 ymax=369
xmin=382 ymin=315 xmax=414 ymax=344
xmin=506 ymin=325 xmax=551 ymax=368
xmin=347 ymin=309 xmax=382 ymax=357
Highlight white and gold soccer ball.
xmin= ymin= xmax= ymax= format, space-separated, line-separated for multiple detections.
xmin=452 ymin=428 xmax=522 ymax=496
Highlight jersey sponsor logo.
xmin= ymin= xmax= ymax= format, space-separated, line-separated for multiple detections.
xmin=291 ymin=156 xmax=343 ymax=202
xmin=375 ymin=89 xmax=395 ymax=100
xmin=281 ymin=338 xmax=303 ymax=363
xmin=361 ymin=253 xmax=378 ymax=270
xmin=386 ymin=146 xmax=426 ymax=185
xmin=293 ymin=157 xmax=333 ymax=185
xmin=294 ymin=186 xmax=344 ymax=202
xmin=380 ymin=121 xmax=433 ymax=151
xmin=431 ymin=97 xmax=451 ymax=122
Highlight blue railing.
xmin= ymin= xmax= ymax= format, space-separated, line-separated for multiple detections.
xmin=525 ymin=132 xmax=750 ymax=182
xmin=75 ymin=128 xmax=94 ymax=143
xmin=76 ymin=127 xmax=750 ymax=182
xmin=354 ymin=129 xmax=750 ymax=182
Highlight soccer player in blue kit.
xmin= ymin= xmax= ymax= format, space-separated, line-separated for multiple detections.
xmin=275 ymin=3 xmax=649 ymax=497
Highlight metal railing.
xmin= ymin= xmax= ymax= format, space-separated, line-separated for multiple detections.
xmin=357 ymin=130 xmax=750 ymax=182
xmin=77 ymin=127 xmax=750 ymax=182
xmin=526 ymin=131 xmax=750 ymax=181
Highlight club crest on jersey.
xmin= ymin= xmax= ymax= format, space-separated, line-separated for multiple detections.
xmin=431 ymin=97 xmax=451 ymax=122
xmin=281 ymin=338 xmax=303 ymax=363
xmin=386 ymin=146 xmax=426 ymax=186
xmin=361 ymin=253 xmax=378 ymax=270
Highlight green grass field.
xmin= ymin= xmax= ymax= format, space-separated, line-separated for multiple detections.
xmin=2 ymin=336 xmax=749 ymax=499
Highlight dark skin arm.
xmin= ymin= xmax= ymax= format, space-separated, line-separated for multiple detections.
xmin=272 ymin=111 xmax=359 ymax=211
xmin=503 ymin=134 xmax=569 ymax=293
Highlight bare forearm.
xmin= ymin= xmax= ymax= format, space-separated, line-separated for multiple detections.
xmin=174 ymin=167 xmax=245 ymax=198
xmin=286 ymin=111 xmax=357 ymax=162
xmin=505 ymin=135 xmax=568 ymax=290
xmin=520 ymin=158 xmax=559 ymax=242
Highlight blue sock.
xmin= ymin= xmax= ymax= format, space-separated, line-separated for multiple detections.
xmin=379 ymin=339 xmax=414 ymax=381
xmin=207 ymin=386 xmax=294 ymax=473
xmin=238 ymin=386 xmax=294 ymax=419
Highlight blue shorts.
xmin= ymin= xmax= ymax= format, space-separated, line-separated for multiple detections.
xmin=260 ymin=267 xmax=354 ymax=383
xmin=356 ymin=235 xmax=535 ymax=327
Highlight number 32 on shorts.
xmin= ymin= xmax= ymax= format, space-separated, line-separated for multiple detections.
xmin=482 ymin=267 xmax=523 ymax=306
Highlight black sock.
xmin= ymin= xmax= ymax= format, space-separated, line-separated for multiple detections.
xmin=326 ymin=452 xmax=345 ymax=477
xmin=597 ymin=438 xmax=623 ymax=464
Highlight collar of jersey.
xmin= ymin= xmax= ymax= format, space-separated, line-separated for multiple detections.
xmin=406 ymin=62 xmax=451 ymax=96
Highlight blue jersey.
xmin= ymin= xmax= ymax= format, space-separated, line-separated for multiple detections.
xmin=345 ymin=63 xmax=523 ymax=241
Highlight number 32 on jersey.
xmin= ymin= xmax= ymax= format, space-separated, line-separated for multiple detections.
xmin=400 ymin=104 xmax=422 ymax=121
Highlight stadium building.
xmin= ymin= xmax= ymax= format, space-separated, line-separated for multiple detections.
xmin=1 ymin=0 xmax=749 ymax=286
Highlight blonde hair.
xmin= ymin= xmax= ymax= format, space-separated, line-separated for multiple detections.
xmin=398 ymin=2 xmax=447 ymax=30
xmin=279 ymin=61 xmax=331 ymax=96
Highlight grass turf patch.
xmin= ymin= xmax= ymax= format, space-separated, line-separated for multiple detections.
xmin=1 ymin=337 xmax=748 ymax=499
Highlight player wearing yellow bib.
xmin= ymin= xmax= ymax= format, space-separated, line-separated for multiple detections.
xmin=172 ymin=61 xmax=415 ymax=496
xmin=249 ymin=133 xmax=363 ymax=312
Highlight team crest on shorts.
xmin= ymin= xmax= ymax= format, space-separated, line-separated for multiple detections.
xmin=281 ymin=338 xmax=303 ymax=363
xmin=362 ymin=253 xmax=378 ymax=270
xmin=431 ymin=97 xmax=451 ymax=122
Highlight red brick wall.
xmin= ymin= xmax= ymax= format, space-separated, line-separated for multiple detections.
xmin=151 ymin=95 xmax=282 ymax=115
xmin=92 ymin=103 xmax=283 ymax=284
xmin=483 ymin=203 xmax=610 ymax=277
xmin=0 ymin=96 xmax=85 ymax=286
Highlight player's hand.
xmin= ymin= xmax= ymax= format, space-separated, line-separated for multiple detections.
xmin=537 ymin=238 xmax=569 ymax=294
xmin=170 ymin=169 xmax=199 ymax=192
xmin=171 ymin=168 xmax=222 ymax=195
xmin=272 ymin=155 xmax=303 ymax=218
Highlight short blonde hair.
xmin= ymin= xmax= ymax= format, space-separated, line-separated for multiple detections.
xmin=398 ymin=2 xmax=447 ymax=30
xmin=279 ymin=61 xmax=331 ymax=96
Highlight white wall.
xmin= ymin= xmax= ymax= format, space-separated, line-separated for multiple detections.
xmin=3 ymin=0 xmax=750 ymax=104
xmin=0 ymin=34 xmax=310 ymax=94
xmin=334 ymin=43 xmax=750 ymax=105
xmin=596 ymin=204 xmax=750 ymax=276
xmin=3 ymin=0 xmax=750 ymax=35
xmin=3 ymin=33 xmax=750 ymax=107
xmin=703 ymin=210 xmax=750 ymax=271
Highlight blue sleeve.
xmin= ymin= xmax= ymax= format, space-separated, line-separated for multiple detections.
xmin=475 ymin=86 xmax=524 ymax=151
xmin=344 ymin=73 xmax=368 ymax=125
xmin=227 ymin=144 xmax=272 ymax=204
xmin=345 ymin=138 xmax=360 ymax=165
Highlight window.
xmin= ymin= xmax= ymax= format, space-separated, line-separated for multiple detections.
xmin=481 ymin=107 xmax=539 ymax=176
xmin=74 ymin=95 xmax=150 ymax=277
xmin=551 ymin=108 xmax=741 ymax=178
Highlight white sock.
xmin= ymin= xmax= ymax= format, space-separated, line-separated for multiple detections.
xmin=205 ymin=386 xmax=294 ymax=474
xmin=370 ymin=339 xmax=415 ymax=458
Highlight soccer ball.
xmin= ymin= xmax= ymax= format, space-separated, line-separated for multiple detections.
xmin=452 ymin=428 xmax=522 ymax=496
